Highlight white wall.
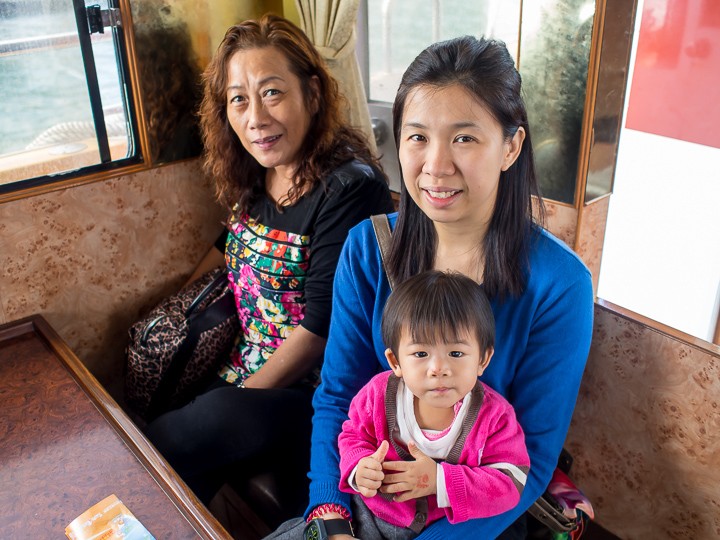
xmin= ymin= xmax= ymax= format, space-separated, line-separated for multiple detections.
xmin=597 ymin=129 xmax=720 ymax=341
xmin=597 ymin=0 xmax=720 ymax=343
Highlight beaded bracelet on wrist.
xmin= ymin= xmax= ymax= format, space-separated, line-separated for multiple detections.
xmin=306 ymin=503 xmax=351 ymax=522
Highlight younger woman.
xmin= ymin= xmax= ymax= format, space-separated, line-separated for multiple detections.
xmin=271 ymin=35 xmax=593 ymax=540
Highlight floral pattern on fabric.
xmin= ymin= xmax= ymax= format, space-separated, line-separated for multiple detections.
xmin=218 ymin=212 xmax=310 ymax=384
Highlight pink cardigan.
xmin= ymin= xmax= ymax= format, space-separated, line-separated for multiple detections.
xmin=338 ymin=371 xmax=530 ymax=529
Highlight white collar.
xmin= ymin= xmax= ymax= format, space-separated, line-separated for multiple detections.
xmin=394 ymin=379 xmax=472 ymax=459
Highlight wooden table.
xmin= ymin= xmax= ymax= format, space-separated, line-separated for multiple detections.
xmin=0 ymin=315 xmax=232 ymax=539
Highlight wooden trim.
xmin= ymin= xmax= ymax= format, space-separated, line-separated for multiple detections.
xmin=516 ymin=0 xmax=525 ymax=68
xmin=574 ymin=0 xmax=606 ymax=213
xmin=584 ymin=191 xmax=612 ymax=205
xmin=596 ymin=298 xmax=720 ymax=356
xmin=117 ymin=0 xmax=153 ymax=169
xmin=536 ymin=195 xmax=576 ymax=209
xmin=0 ymin=161 xmax=144 ymax=205
xmin=0 ymin=0 xmax=155 ymax=205
xmin=1 ymin=315 xmax=232 ymax=540
xmin=0 ymin=319 xmax=35 ymax=342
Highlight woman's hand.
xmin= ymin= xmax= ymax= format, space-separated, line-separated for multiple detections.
xmin=381 ymin=441 xmax=437 ymax=502
xmin=354 ymin=440 xmax=389 ymax=497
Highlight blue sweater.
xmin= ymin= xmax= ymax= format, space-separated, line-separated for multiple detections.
xmin=308 ymin=213 xmax=594 ymax=539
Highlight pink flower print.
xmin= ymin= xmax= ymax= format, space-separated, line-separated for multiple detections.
xmin=237 ymin=305 xmax=251 ymax=325
xmin=229 ymin=284 xmax=252 ymax=322
xmin=240 ymin=263 xmax=254 ymax=279
xmin=229 ymin=349 xmax=243 ymax=369
xmin=282 ymin=293 xmax=304 ymax=320
xmin=239 ymin=264 xmax=261 ymax=295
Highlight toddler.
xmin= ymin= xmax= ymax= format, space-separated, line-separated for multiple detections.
xmin=338 ymin=270 xmax=530 ymax=538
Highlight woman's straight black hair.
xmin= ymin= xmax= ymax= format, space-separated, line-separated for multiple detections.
xmin=388 ymin=36 xmax=545 ymax=299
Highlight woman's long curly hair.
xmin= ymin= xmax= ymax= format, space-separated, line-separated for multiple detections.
xmin=200 ymin=14 xmax=381 ymax=213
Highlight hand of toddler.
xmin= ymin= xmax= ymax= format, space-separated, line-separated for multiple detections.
xmin=381 ymin=440 xmax=437 ymax=501
xmin=354 ymin=440 xmax=390 ymax=497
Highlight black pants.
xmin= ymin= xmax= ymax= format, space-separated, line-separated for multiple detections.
xmin=498 ymin=514 xmax=527 ymax=540
xmin=145 ymin=377 xmax=314 ymax=504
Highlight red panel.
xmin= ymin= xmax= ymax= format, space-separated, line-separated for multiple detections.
xmin=625 ymin=0 xmax=720 ymax=149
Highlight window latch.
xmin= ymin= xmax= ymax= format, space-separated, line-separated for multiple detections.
xmin=86 ymin=5 xmax=122 ymax=34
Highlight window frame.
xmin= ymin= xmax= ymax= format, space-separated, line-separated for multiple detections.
xmin=355 ymin=0 xmax=402 ymax=193
xmin=0 ymin=0 xmax=150 ymax=204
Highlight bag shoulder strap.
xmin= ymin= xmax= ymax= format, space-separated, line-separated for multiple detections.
xmin=370 ymin=214 xmax=396 ymax=291
xmin=147 ymin=271 xmax=235 ymax=420
xmin=186 ymin=268 xmax=230 ymax=316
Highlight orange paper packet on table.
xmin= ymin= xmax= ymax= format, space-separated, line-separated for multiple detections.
xmin=65 ymin=494 xmax=155 ymax=540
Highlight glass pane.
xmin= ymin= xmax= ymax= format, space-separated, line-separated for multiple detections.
xmin=130 ymin=2 xmax=203 ymax=164
xmin=585 ymin=0 xmax=635 ymax=203
xmin=0 ymin=1 xmax=133 ymax=186
xmin=90 ymin=0 xmax=131 ymax=160
xmin=367 ymin=0 xmax=521 ymax=103
xmin=520 ymin=0 xmax=595 ymax=204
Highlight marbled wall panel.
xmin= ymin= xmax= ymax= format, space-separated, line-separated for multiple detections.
xmin=0 ymin=159 xmax=225 ymax=398
xmin=565 ymin=304 xmax=720 ymax=539
xmin=576 ymin=196 xmax=610 ymax=294
xmin=543 ymin=199 xmax=577 ymax=248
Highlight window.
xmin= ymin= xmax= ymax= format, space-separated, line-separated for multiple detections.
xmin=358 ymin=0 xmax=521 ymax=192
xmin=597 ymin=0 xmax=720 ymax=344
xmin=0 ymin=0 xmax=140 ymax=196
xmin=363 ymin=0 xmax=521 ymax=104
xmin=357 ymin=0 xmax=595 ymax=203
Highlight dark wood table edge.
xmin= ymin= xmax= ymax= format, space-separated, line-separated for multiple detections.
xmin=0 ymin=315 xmax=232 ymax=540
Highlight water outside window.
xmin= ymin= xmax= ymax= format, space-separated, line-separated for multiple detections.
xmin=0 ymin=0 xmax=132 ymax=186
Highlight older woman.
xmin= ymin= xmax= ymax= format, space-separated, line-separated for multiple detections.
xmin=145 ymin=14 xmax=394 ymax=507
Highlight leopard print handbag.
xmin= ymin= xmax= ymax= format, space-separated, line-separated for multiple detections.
xmin=125 ymin=267 xmax=240 ymax=421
